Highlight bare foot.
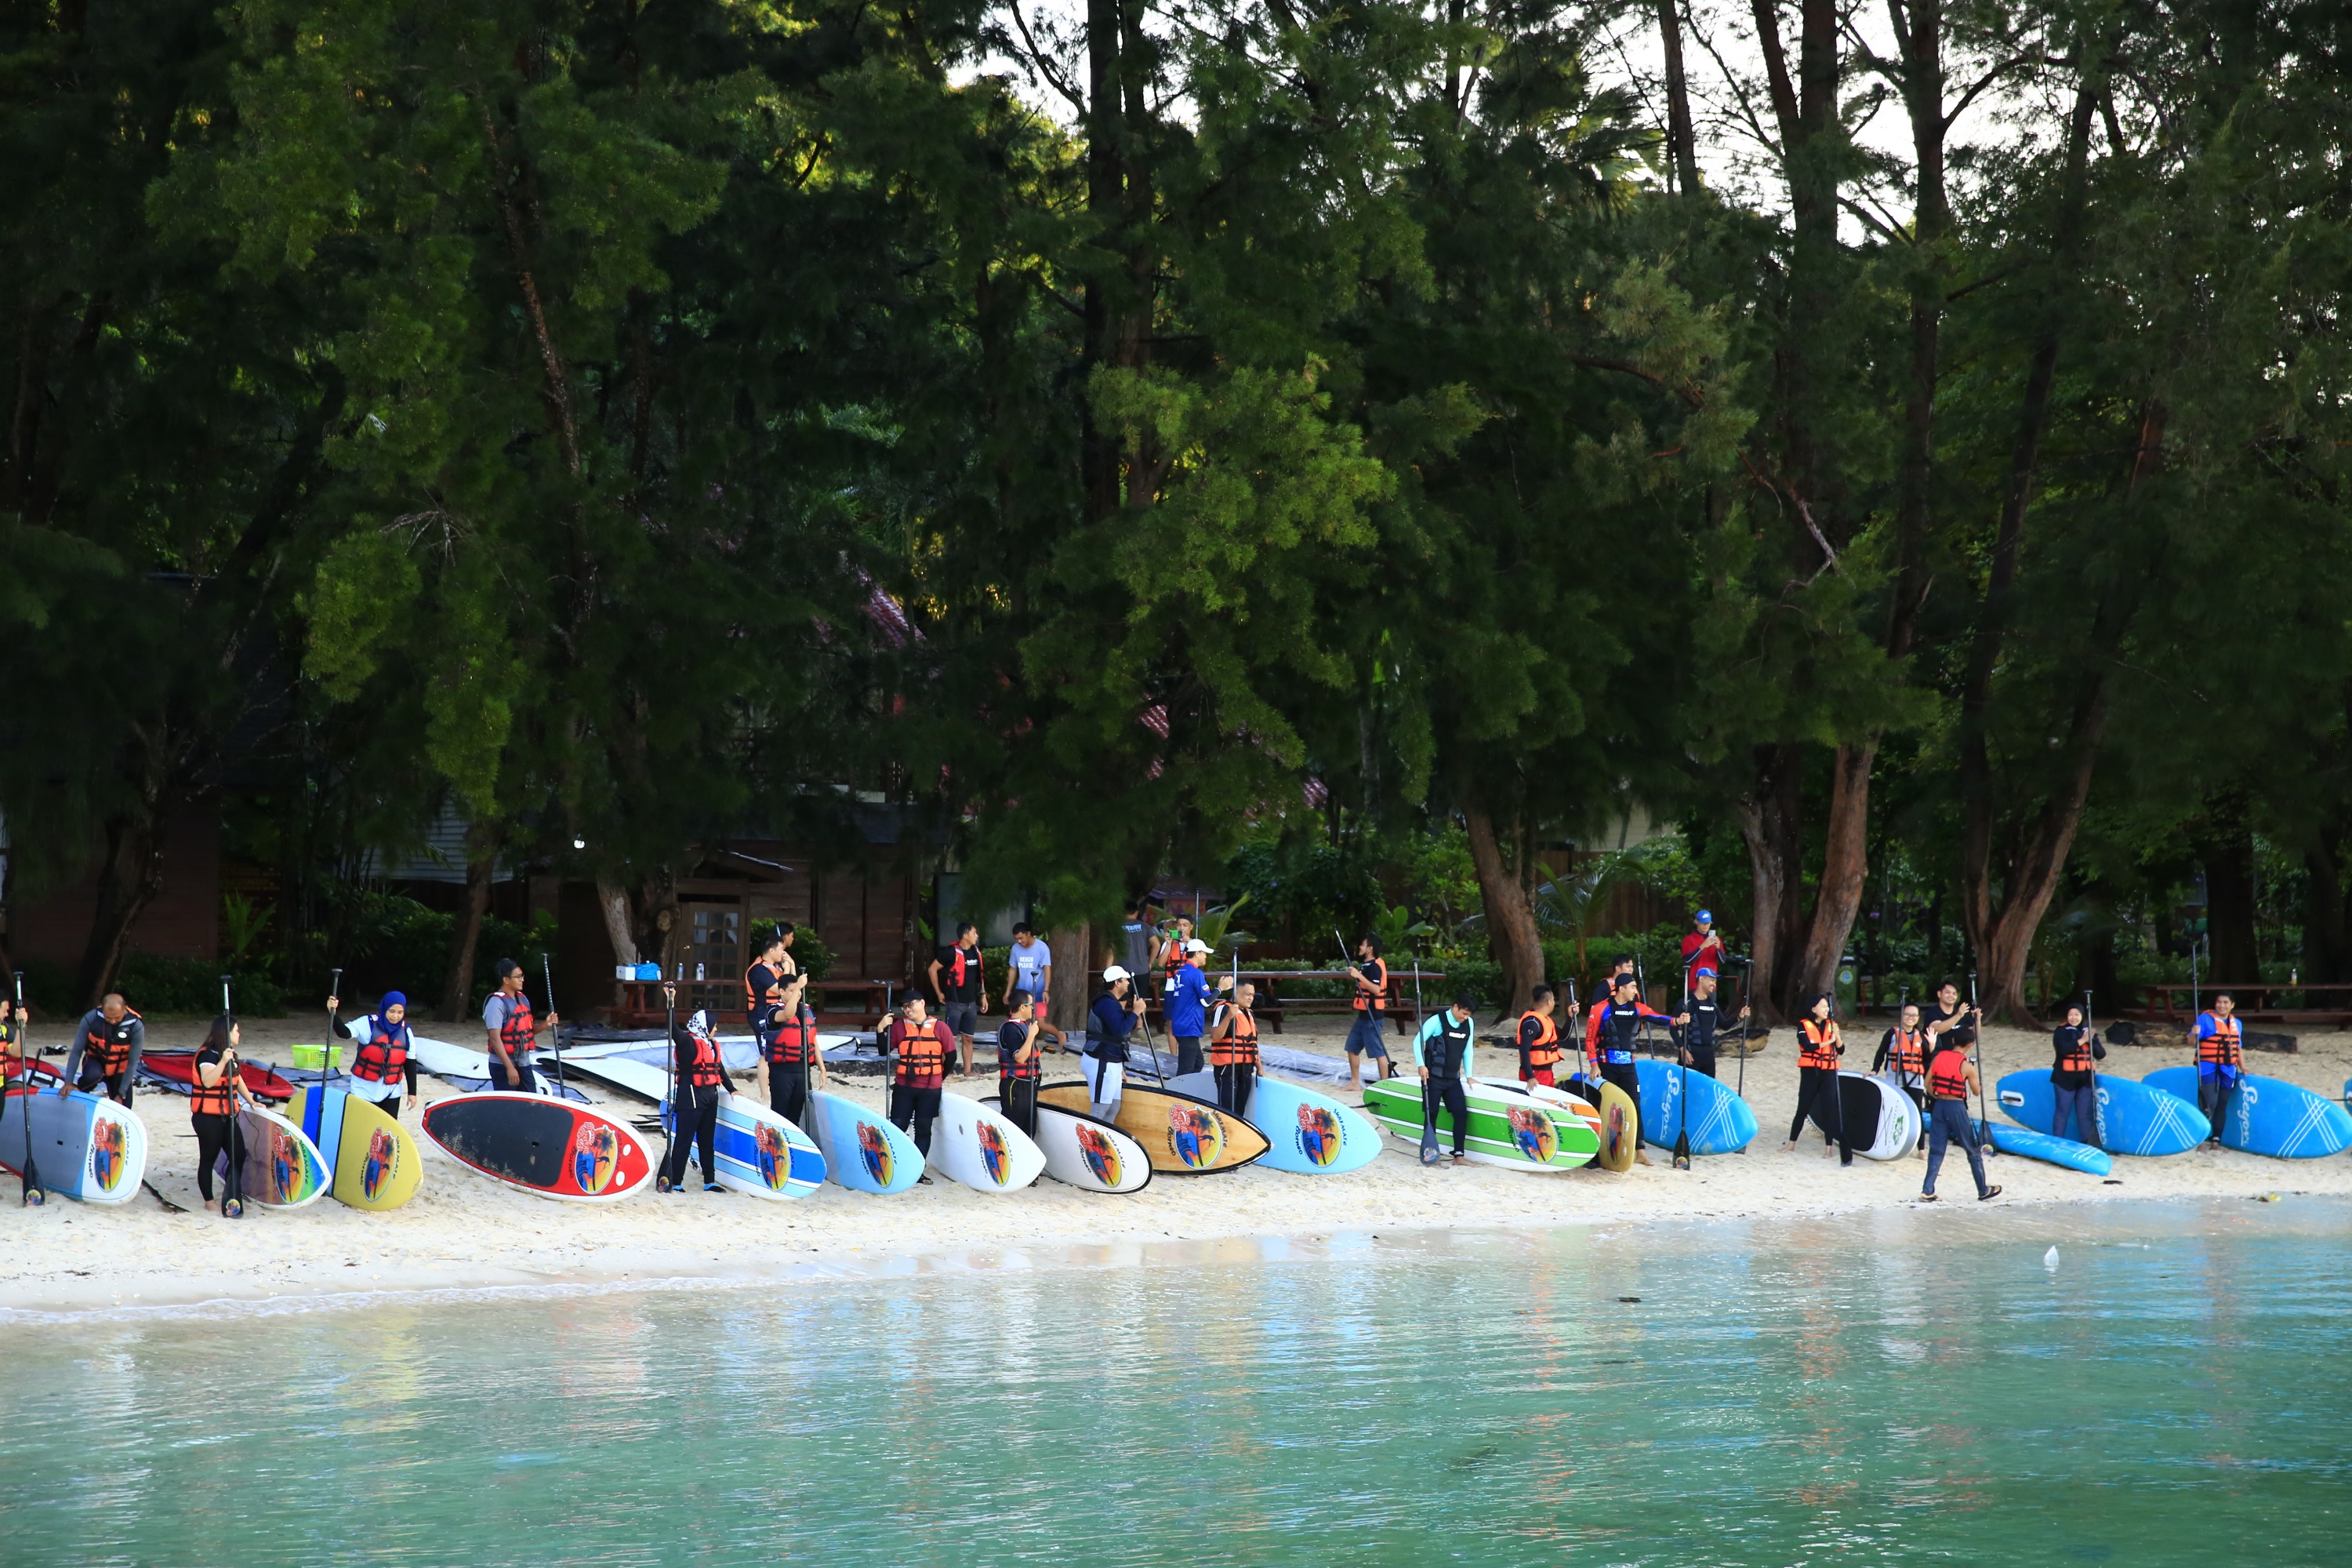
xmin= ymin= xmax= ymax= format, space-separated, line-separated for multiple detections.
xmin=1780 ymin=1141 xmax=1797 ymax=1153
xmin=1635 ymin=1151 xmax=1654 ymax=1167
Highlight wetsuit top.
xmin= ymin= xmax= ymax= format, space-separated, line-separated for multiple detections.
xmin=1682 ymin=996 xmax=1722 ymax=1054
xmin=1414 ymin=1011 xmax=1475 ymax=1079
xmin=1087 ymin=994 xmax=1137 ymax=1063
xmin=2194 ymin=1012 xmax=2243 ymax=1072
xmin=1166 ymin=964 xmax=1214 ymax=1037
xmin=69 ymin=1008 xmax=145 ymax=1083
xmin=671 ymin=1023 xmax=735 ymax=1092
xmin=1597 ymin=1000 xmax=1672 ymax=1066
xmin=2051 ymin=1025 xmax=2105 ymax=1089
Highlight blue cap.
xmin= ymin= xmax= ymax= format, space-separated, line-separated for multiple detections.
xmin=1694 ymin=909 xmax=1713 ymax=924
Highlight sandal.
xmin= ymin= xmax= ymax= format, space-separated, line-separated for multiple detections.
xmin=1978 ymin=1185 xmax=2002 ymax=1202
xmin=1918 ymin=1193 xmax=1939 ymax=1203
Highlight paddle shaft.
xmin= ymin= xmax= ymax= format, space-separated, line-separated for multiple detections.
xmin=662 ymin=988 xmax=679 ymax=1188
xmin=542 ymin=955 xmax=564 ymax=1091
xmin=326 ymin=968 xmax=343 ymax=1093
xmin=1672 ymin=960 xmax=1690 ymax=1169
xmin=1734 ymin=956 xmax=1750 ymax=1102
xmin=13 ymin=969 xmax=37 ymax=1204
xmin=1969 ymin=970 xmax=1993 ymax=1151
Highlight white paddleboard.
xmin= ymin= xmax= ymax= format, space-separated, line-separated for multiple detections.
xmin=1004 ymin=1099 xmax=1152 ymax=1193
xmin=929 ymin=1091 xmax=1046 ymax=1193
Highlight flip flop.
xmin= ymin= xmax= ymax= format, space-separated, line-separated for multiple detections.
xmin=1978 ymin=1185 xmax=2002 ymax=1201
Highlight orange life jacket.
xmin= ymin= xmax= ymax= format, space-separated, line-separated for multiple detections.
xmin=85 ymin=1009 xmax=141 ymax=1076
xmin=351 ymin=1023 xmax=410 ymax=1088
xmin=1929 ymin=1045 xmax=1972 ymax=1101
xmin=2197 ymin=1015 xmax=2241 ymax=1069
xmin=891 ymin=1019 xmax=949 ymax=1087
xmin=1209 ymin=1005 xmax=1260 ymax=1068
xmin=684 ymin=1029 xmax=724 ymax=1090
xmin=189 ymin=1051 xmax=236 ymax=1117
xmin=1798 ymin=1018 xmax=1842 ymax=1071
xmin=2056 ymin=1027 xmax=2096 ymax=1077
xmin=766 ymin=1009 xmax=820 ymax=1068
xmin=1888 ymin=1027 xmax=1925 ymax=1078
xmin=1352 ymin=957 xmax=1388 ymax=1014
xmin=1519 ymin=1011 xmax=1561 ymax=1069
xmin=744 ymin=964 xmax=785 ymax=1023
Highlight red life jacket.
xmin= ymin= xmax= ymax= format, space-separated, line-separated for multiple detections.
xmin=351 ymin=1023 xmax=410 ymax=1088
xmin=1798 ymin=1018 xmax=1842 ymax=1071
xmin=85 ymin=1009 xmax=141 ymax=1075
xmin=1209 ymin=1006 xmax=1260 ymax=1068
xmin=189 ymin=1051 xmax=236 ymax=1117
xmin=1519 ymin=1011 xmax=1561 ymax=1069
xmin=684 ymin=1029 xmax=724 ymax=1090
xmin=767 ymin=1009 xmax=820 ymax=1068
xmin=1929 ymin=1046 xmax=1972 ymax=1101
xmin=1352 ymin=957 xmax=1388 ymax=1014
xmin=2198 ymin=1015 xmax=2241 ymax=1069
xmin=1888 ymin=1028 xmax=1925 ymax=1078
xmin=998 ymin=1020 xmax=1044 ymax=1080
xmin=497 ymin=996 xmax=536 ymax=1058
xmin=891 ymin=1020 xmax=949 ymax=1087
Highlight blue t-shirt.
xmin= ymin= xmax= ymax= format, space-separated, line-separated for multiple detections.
xmin=1166 ymin=965 xmax=1214 ymax=1037
xmin=1008 ymin=940 xmax=1052 ymax=1000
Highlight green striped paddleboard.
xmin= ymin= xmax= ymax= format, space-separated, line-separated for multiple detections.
xmin=1363 ymin=1078 xmax=1599 ymax=1172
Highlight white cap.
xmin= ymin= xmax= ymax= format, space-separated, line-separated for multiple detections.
xmin=1102 ymin=964 xmax=1133 ymax=984
xmin=1185 ymin=939 xmax=1211 ymax=954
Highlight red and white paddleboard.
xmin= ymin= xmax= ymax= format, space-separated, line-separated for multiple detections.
xmin=420 ymin=1092 xmax=654 ymax=1203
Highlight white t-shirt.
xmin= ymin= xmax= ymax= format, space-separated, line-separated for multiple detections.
xmin=1009 ymin=941 xmax=1053 ymax=998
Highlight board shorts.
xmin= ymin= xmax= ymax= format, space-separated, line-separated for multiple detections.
xmin=943 ymin=1002 xmax=982 ymax=1039
xmin=1345 ymin=1014 xmax=1388 ymax=1058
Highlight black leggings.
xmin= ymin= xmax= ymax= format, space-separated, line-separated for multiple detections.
xmin=663 ymin=1091 xmax=720 ymax=1186
xmin=1600 ymin=1061 xmax=1645 ymax=1149
xmin=768 ymin=1065 xmax=809 ymax=1129
xmin=192 ymin=1112 xmax=246 ymax=1204
xmin=1214 ymin=1063 xmax=1257 ymax=1120
xmin=1429 ymin=1075 xmax=1469 ymax=1153
xmin=1791 ymin=1065 xmax=1851 ymax=1162
xmin=890 ymin=1085 xmax=942 ymax=1156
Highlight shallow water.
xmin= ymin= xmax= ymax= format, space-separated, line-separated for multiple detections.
xmin=5 ymin=1198 xmax=2348 ymax=1566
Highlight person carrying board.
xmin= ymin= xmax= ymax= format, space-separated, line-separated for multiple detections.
xmin=1413 ymin=994 xmax=1479 ymax=1167
xmin=1922 ymin=1029 xmax=1999 ymax=1203
xmin=2190 ymin=992 xmax=2243 ymax=1149
xmin=2049 ymin=1003 xmax=2107 ymax=1147
xmin=1515 ymin=985 xmax=1563 ymax=1087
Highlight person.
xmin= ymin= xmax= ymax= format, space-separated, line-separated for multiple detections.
xmin=745 ymin=931 xmax=791 ymax=1049
xmin=2049 ymin=1003 xmax=2107 ymax=1146
xmin=336 ymin=989 xmax=418 ymax=1117
xmin=1164 ymin=939 xmax=1232 ymax=1077
xmin=190 ymin=1013 xmax=254 ymax=1216
xmin=1413 ymin=993 xmax=1479 ymax=1166
xmin=1343 ymin=935 xmax=1392 ymax=1090
xmin=658 ymin=997 xmax=735 ymax=1193
xmin=1675 ymin=970 xmax=1746 ymax=1080
xmin=482 ymin=960 xmax=557 ymax=1091
xmin=1871 ymin=1002 xmax=1930 ymax=1156
xmin=1153 ymin=914 xmax=1196 ymax=998
xmin=997 ymin=987 xmax=1063 ymax=1133
xmin=1784 ymin=992 xmax=1850 ymax=1164
xmin=0 ymin=993 xmax=26 ymax=1084
xmin=883 ymin=993 xmax=955 ymax=1176
xmin=1120 ymin=903 xmax=1155 ymax=981
xmin=1592 ymin=975 xmax=1671 ymax=1166
xmin=1922 ymin=1025 xmax=2000 ymax=1202
xmin=1084 ymin=966 xmax=1147 ymax=1119
xmin=1207 ymin=980 xmax=1261 ymax=1118
xmin=1922 ymin=978 xmax=1978 ymax=1057
xmin=771 ymin=922 xmax=801 ymax=978
xmin=1583 ymin=956 xmax=1637 ymax=1065
xmin=1515 ymin=985 xmax=1563 ymax=1087
xmin=1681 ymin=911 xmax=1726 ymax=995
xmin=927 ymin=922 xmax=987 ymax=1077
xmin=1007 ymin=924 xmax=1054 ymax=1014
xmin=755 ymin=971 xmax=826 ymax=1129
xmin=67 ymin=993 xmax=144 ymax=1105
xmin=2190 ymin=991 xmax=2243 ymax=1149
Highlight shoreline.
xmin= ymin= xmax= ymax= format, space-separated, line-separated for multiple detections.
xmin=5 ymin=1018 xmax=2349 ymax=1319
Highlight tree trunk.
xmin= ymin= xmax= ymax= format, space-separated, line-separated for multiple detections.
xmin=1048 ymin=923 xmax=1091 ymax=1036
xmin=1886 ymin=0 xmax=1947 ymax=659
xmin=1795 ymin=740 xmax=1875 ymax=1003
xmin=2303 ymin=837 xmax=2352 ymax=983
xmin=597 ymin=879 xmax=641 ymax=967
xmin=1462 ymin=797 xmax=1544 ymax=1018
xmin=1975 ymin=676 xmax=2113 ymax=1022
xmin=1732 ymin=754 xmax=1798 ymax=1025
xmin=1656 ymin=0 xmax=1700 ymax=193
xmin=439 ymin=832 xmax=499 ymax=1023
xmin=2201 ymin=804 xmax=2259 ymax=989
xmin=78 ymin=807 xmax=170 ymax=1007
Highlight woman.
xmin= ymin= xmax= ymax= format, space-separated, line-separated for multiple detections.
xmin=0 ymin=992 xmax=25 ymax=1084
xmin=191 ymin=1014 xmax=256 ymax=1217
xmin=1783 ymin=992 xmax=1850 ymax=1165
xmin=658 ymin=1000 xmax=735 ymax=1194
xmin=754 ymin=971 xmax=826 ymax=1129
xmin=2049 ymin=1003 xmax=2106 ymax=1146
xmin=330 ymin=989 xmax=418 ymax=1117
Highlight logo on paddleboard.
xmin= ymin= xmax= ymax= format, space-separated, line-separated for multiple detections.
xmin=1166 ymin=1105 xmax=1225 ymax=1171
xmin=1294 ymin=1104 xmax=1341 ymax=1167
xmin=754 ymin=1122 xmax=791 ymax=1191
xmin=977 ymin=1120 xmax=1011 ymax=1185
xmin=90 ymin=1117 xmax=126 ymax=1192
xmin=267 ymin=1124 xmax=312 ymax=1203
xmin=1075 ymin=1122 xmax=1122 ymax=1186
xmin=1506 ymin=1105 xmax=1555 ymax=1163
xmin=856 ymin=1120 xmax=892 ymax=1185
xmin=572 ymin=1122 xmax=619 ymax=1194
xmin=1606 ymin=1103 xmax=1632 ymax=1160
xmin=363 ymin=1127 xmax=398 ymax=1201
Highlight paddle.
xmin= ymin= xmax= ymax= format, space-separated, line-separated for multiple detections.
xmin=222 ymin=975 xmax=245 ymax=1218
xmin=1733 ymin=955 xmax=1751 ymax=1103
xmin=541 ymin=955 xmax=565 ymax=1095
xmin=1671 ymin=959 xmax=1692 ymax=1171
xmin=659 ymin=982 xmax=680 ymax=1192
xmin=1969 ymin=970 xmax=1994 ymax=1156
xmin=13 ymin=969 xmax=40 ymax=1207
xmin=304 ymin=967 xmax=342 ymax=1159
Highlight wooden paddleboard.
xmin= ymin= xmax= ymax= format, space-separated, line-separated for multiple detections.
xmin=420 ymin=1092 xmax=655 ymax=1203
xmin=292 ymin=1084 xmax=423 ymax=1210
xmin=1036 ymin=1080 xmax=1268 ymax=1174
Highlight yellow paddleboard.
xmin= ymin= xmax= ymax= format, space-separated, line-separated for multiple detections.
xmin=1592 ymin=1080 xmax=1639 ymax=1173
xmin=291 ymin=1085 xmax=424 ymax=1210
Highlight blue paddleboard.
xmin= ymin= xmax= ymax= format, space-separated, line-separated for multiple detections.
xmin=1164 ymin=1071 xmax=1381 ymax=1174
xmin=1980 ymin=1120 xmax=2111 ymax=1175
xmin=662 ymin=1091 xmax=826 ymax=1200
xmin=1994 ymin=1071 xmax=2208 ymax=1156
xmin=1635 ymin=1059 xmax=1760 ymax=1155
xmin=806 ymin=1090 xmax=924 ymax=1194
xmin=2144 ymin=1067 xmax=2352 ymax=1159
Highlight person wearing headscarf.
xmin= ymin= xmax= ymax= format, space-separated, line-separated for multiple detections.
xmin=659 ymin=997 xmax=736 ymax=1193
xmin=328 ymin=988 xmax=419 ymax=1116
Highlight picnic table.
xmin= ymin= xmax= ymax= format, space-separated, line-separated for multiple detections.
xmin=603 ymin=978 xmax=896 ymax=1029
xmin=2126 ymin=983 xmax=2352 ymax=1028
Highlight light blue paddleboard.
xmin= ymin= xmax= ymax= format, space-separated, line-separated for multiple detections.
xmin=1980 ymin=1120 xmax=2111 ymax=1175
xmin=1994 ymin=1071 xmax=2208 ymax=1156
xmin=806 ymin=1090 xmax=923 ymax=1194
xmin=2144 ymin=1067 xmax=2352 ymax=1159
xmin=1165 ymin=1071 xmax=1381 ymax=1174
xmin=1635 ymin=1059 xmax=1760 ymax=1155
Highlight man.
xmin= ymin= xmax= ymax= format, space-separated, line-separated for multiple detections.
xmin=1592 ymin=975 xmax=1672 ymax=1166
xmin=1120 ymin=903 xmax=1155 ymax=981
xmin=2190 ymin=991 xmax=2243 ymax=1149
xmin=1343 ymin=935 xmax=1392 ymax=1091
xmin=1922 ymin=978 xmax=1978 ymax=1055
xmin=772 ymin=922 xmax=801 ymax=976
xmin=482 ymin=959 xmax=557 ymax=1091
xmin=1922 ymin=1024 xmax=2000 ymax=1203
xmin=996 ymin=989 xmax=1047 ymax=1138
xmin=1515 ymin=985 xmax=1564 ymax=1087
xmin=1413 ymin=993 xmax=1479 ymax=1166
xmin=1207 ymin=980 xmax=1262 ymax=1118
xmin=1681 ymin=912 xmax=1726 ymax=995
xmin=755 ymin=971 xmax=827 ymax=1130
xmin=1155 ymin=914 xmax=1196 ymax=1003
xmin=1871 ymin=1001 xmax=1930 ymax=1156
xmin=1584 ymin=955 xmax=1636 ymax=1065
xmin=1007 ymin=924 xmax=1054 ymax=1014
xmin=882 ymin=993 xmax=954 ymax=1179
xmin=67 ymin=993 xmax=144 ymax=1105
xmin=1164 ymin=940 xmax=1232 ymax=1077
xmin=744 ymin=930 xmax=792 ymax=1049
xmin=1675 ymin=970 xmax=1747 ymax=1081
xmin=927 ymin=921 xmax=988 ymax=1076
xmin=1085 ymin=966 xmax=1148 ymax=1118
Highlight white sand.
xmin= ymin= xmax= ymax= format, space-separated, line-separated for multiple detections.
xmin=5 ymin=1014 xmax=2347 ymax=1316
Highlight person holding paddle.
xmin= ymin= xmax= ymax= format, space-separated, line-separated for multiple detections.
xmin=1675 ymin=970 xmax=1745 ymax=1080
xmin=483 ymin=960 xmax=557 ymax=1091
xmin=755 ymin=970 xmax=827 ymax=1128
xmin=1341 ymin=935 xmax=1392 ymax=1090
xmin=1595 ymin=975 xmax=1673 ymax=1167
xmin=2190 ymin=992 xmax=2244 ymax=1148
xmin=0 ymin=993 xmax=26 ymax=1085
xmin=1083 ymin=966 xmax=1147 ymax=1119
xmin=336 ymin=989 xmax=419 ymax=1117
xmin=1922 ymin=1027 xmax=2000 ymax=1203
xmin=2049 ymin=1002 xmax=2107 ymax=1146
xmin=191 ymin=1013 xmax=256 ymax=1216
xmin=1412 ymin=993 xmax=1479 ymax=1167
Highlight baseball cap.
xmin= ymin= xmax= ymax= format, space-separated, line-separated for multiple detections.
xmin=1694 ymin=909 xmax=1713 ymax=924
xmin=1185 ymin=939 xmax=1211 ymax=954
xmin=1102 ymin=964 xmax=1133 ymax=983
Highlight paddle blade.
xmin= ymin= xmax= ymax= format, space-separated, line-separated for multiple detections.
xmin=1671 ymin=1131 xmax=1691 ymax=1171
xmin=1418 ymin=1092 xmax=1440 ymax=1165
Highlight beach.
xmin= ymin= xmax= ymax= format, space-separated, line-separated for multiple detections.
xmin=5 ymin=1014 xmax=2349 ymax=1316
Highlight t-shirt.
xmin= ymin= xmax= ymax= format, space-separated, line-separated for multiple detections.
xmin=996 ymin=1020 xmax=1034 ymax=1073
xmin=483 ymin=993 xmax=528 ymax=1035
xmin=1121 ymin=922 xmax=1152 ymax=976
xmin=1008 ymin=941 xmax=1052 ymax=1000
xmin=937 ymin=946 xmax=984 ymax=1004
xmin=1167 ymin=964 xmax=1214 ymax=1037
xmin=1681 ymin=931 xmax=1724 ymax=990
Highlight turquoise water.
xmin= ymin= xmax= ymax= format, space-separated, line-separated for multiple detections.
xmin=5 ymin=1199 xmax=2350 ymax=1565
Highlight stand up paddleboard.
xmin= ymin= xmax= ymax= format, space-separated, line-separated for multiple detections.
xmin=927 ymin=1091 xmax=1046 ymax=1192
xmin=1492 ymin=1078 xmax=1602 ymax=1141
xmin=1634 ymin=1059 xmax=1759 ymax=1155
xmin=1363 ymin=1078 xmax=1598 ymax=1172
xmin=1 ymin=1084 xmax=147 ymax=1203
xmin=1036 ymin=1081 xmax=1268 ymax=1174
xmin=405 ymin=1036 xmax=590 ymax=1102
xmin=1980 ymin=1120 xmax=2111 ymax=1175
xmin=420 ymin=1093 xmax=655 ymax=1202
xmin=659 ymin=1088 xmax=825 ymax=1200
xmin=1994 ymin=1071 xmax=2208 ymax=1156
xmin=136 ymin=1051 xmax=296 ymax=1104
xmin=1808 ymin=1072 xmax=1920 ymax=1161
xmin=292 ymin=1084 xmax=423 ymax=1210
xmin=987 ymin=1098 xmax=1152 ymax=1193
xmin=1163 ymin=1071 xmax=1381 ymax=1175
xmin=234 ymin=1105 xmax=331 ymax=1209
xmin=2143 ymin=1066 xmax=2352 ymax=1159
xmin=806 ymin=1089 xmax=924 ymax=1194
xmin=1562 ymin=1074 xmax=1638 ymax=1171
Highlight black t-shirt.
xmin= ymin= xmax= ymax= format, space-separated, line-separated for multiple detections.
xmin=996 ymin=1021 xmax=1032 ymax=1073
xmin=1928 ymin=1001 xmax=1976 ymax=1051
xmin=938 ymin=946 xmax=984 ymax=1004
